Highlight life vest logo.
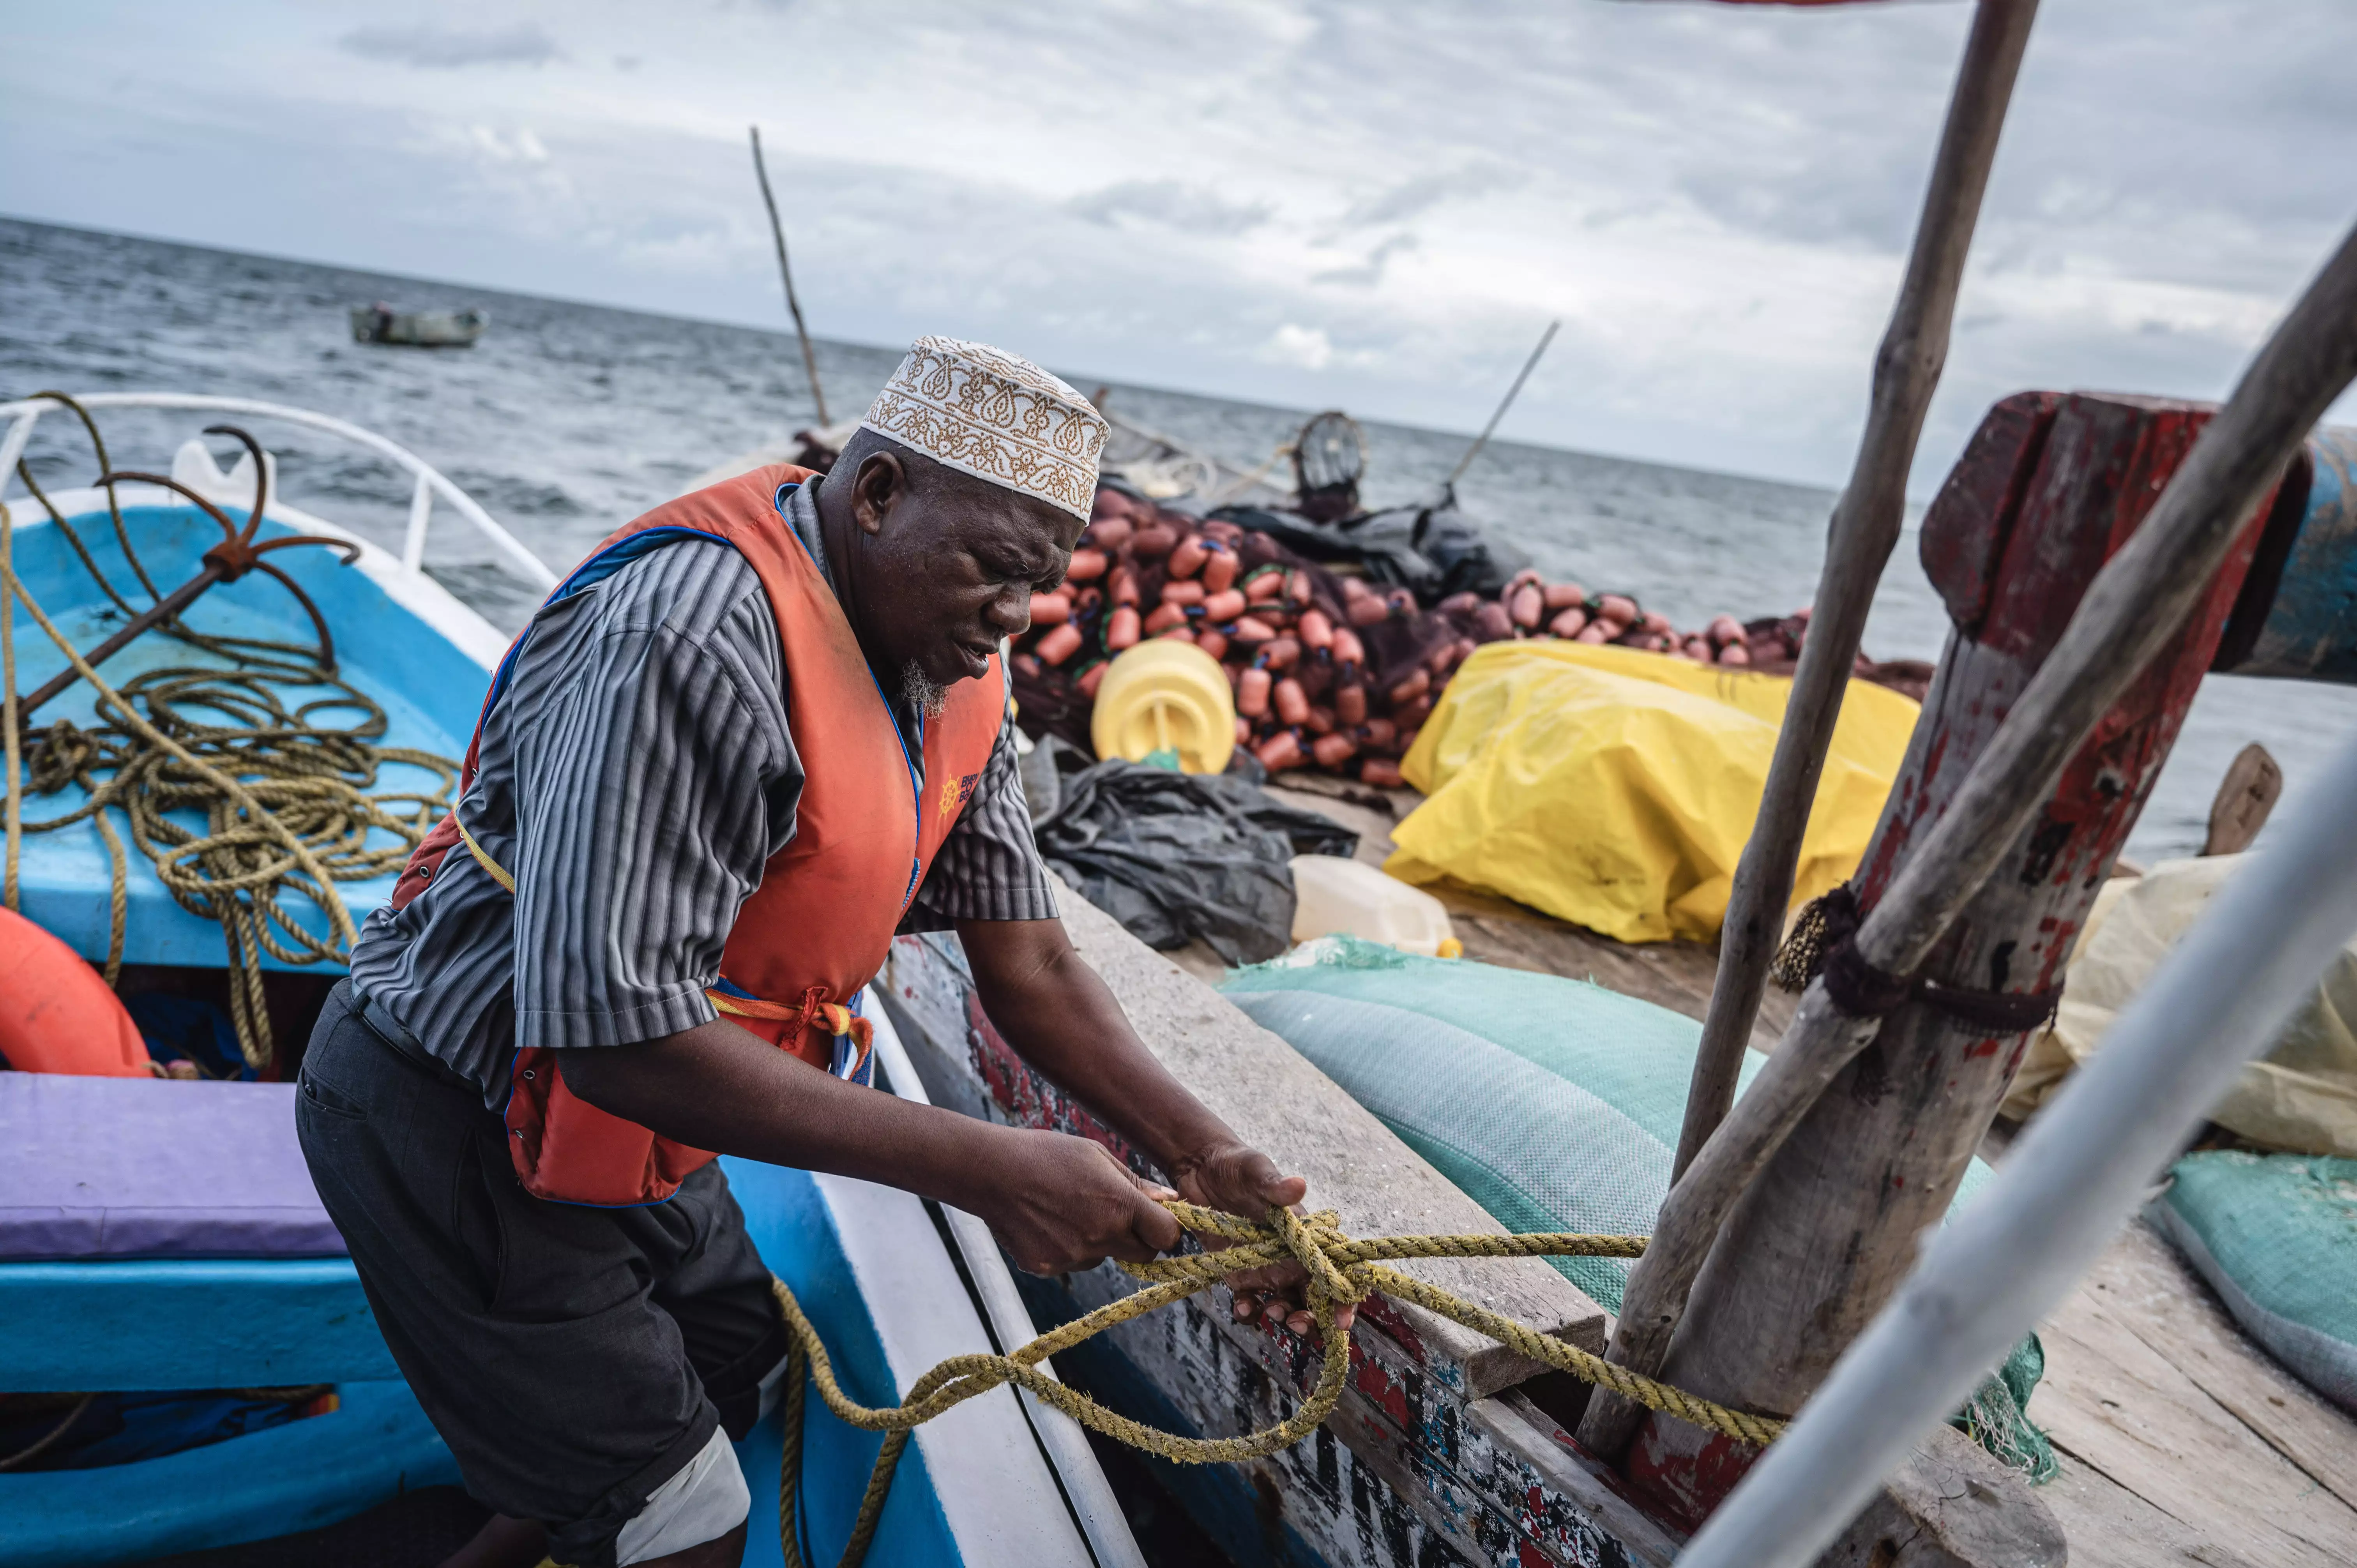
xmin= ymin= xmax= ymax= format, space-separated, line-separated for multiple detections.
xmin=938 ymin=773 xmax=981 ymax=815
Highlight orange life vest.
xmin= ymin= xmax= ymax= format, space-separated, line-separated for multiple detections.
xmin=391 ymin=464 xmax=1006 ymax=1204
xmin=0 ymin=904 xmax=153 ymax=1076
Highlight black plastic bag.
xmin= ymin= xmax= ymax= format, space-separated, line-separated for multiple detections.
xmin=1035 ymin=761 xmax=1358 ymax=966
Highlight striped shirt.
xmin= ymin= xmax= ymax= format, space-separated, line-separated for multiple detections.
xmin=348 ymin=477 xmax=1057 ymax=1105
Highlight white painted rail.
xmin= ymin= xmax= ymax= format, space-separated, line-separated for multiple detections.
xmin=864 ymin=990 xmax=1150 ymax=1568
xmin=0 ymin=392 xmax=557 ymax=592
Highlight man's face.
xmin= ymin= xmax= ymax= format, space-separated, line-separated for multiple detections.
xmin=845 ymin=448 xmax=1082 ymax=705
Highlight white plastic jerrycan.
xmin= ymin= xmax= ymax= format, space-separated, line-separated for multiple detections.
xmin=1288 ymin=855 xmax=1461 ymax=958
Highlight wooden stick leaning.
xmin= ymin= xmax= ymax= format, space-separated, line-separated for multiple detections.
xmin=1579 ymin=211 xmax=2357 ymax=1459
xmin=1673 ymin=0 xmax=2039 ymax=1188
xmin=1448 ymin=320 xmax=1559 ymax=487
xmin=751 ymin=125 xmax=831 ymax=429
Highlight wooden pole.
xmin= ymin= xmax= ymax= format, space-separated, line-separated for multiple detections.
xmin=1448 ymin=321 xmax=1559 ymax=486
xmin=1632 ymin=392 xmax=2275 ymax=1519
xmin=750 ymin=125 xmax=831 ymax=429
xmin=1682 ymin=727 xmax=2357 ymax=1568
xmin=1673 ymin=0 xmax=2039 ymax=1188
xmin=1577 ymin=210 xmax=2357 ymax=1464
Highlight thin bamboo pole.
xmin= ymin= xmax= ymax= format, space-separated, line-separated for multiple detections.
xmin=1680 ymin=723 xmax=2357 ymax=1568
xmin=1673 ymin=0 xmax=2039 ymax=1187
xmin=1449 ymin=321 xmax=1559 ymax=486
xmin=751 ymin=125 xmax=831 ymax=428
xmin=1578 ymin=211 xmax=2357 ymax=1460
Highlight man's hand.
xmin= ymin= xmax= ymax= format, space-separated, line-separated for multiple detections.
xmin=956 ymin=917 xmax=1355 ymax=1338
xmin=1170 ymin=1140 xmax=1356 ymax=1338
xmin=968 ymin=1130 xmax=1183 ymax=1276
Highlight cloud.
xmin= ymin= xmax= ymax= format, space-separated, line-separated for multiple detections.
xmin=464 ymin=125 xmax=549 ymax=165
xmin=12 ymin=0 xmax=2357 ymax=493
xmin=1313 ymin=232 xmax=1417 ymax=288
xmin=1068 ymin=179 xmax=1271 ymax=237
xmin=338 ymin=23 xmax=560 ymax=70
xmin=1341 ymin=166 xmax=1524 ymax=229
xmin=1262 ymin=324 xmax=1334 ymax=371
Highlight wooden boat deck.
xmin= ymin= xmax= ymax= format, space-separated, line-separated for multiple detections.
xmin=1240 ymin=779 xmax=2357 ymax=1566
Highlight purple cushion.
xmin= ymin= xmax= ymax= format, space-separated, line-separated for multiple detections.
xmin=0 ymin=1074 xmax=346 ymax=1259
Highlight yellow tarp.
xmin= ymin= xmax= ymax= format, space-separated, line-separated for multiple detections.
xmin=1386 ymin=641 xmax=1920 ymax=944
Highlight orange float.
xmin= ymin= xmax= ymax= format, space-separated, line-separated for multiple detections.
xmin=0 ymin=905 xmax=152 ymax=1075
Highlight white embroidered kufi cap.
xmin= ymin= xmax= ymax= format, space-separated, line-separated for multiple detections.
xmin=859 ymin=336 xmax=1110 ymax=521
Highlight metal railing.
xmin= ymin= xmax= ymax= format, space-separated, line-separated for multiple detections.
xmin=0 ymin=392 xmax=559 ymax=592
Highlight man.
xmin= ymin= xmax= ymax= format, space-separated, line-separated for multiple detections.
xmin=297 ymin=339 xmax=1324 ymax=1568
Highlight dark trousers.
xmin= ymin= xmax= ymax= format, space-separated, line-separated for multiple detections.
xmin=295 ymin=982 xmax=787 ymax=1567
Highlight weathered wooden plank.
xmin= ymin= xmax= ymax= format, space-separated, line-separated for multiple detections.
xmin=2034 ymin=1452 xmax=2263 ymax=1568
xmin=1044 ymin=1254 xmax=1675 ymax=1568
xmin=2201 ymin=742 xmax=2282 ymax=856
xmin=2051 ymin=1220 xmax=2357 ymax=1514
xmin=2029 ymin=1236 xmax=2357 ymax=1566
xmin=1630 ymin=392 xmax=2283 ymax=1511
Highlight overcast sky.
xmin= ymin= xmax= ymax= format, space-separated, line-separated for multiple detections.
xmin=6 ymin=0 xmax=2353 ymax=488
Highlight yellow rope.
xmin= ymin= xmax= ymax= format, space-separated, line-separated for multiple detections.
xmin=3 ymin=554 xmax=453 ymax=1064
xmin=774 ymin=1199 xmax=1780 ymax=1568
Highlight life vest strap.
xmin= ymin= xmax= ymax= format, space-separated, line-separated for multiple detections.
xmin=459 ymin=818 xmax=868 ymax=1052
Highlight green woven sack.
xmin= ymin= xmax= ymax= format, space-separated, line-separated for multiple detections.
xmin=2152 ymin=1151 xmax=2357 ymax=1414
xmin=1222 ymin=936 xmax=2051 ymax=1479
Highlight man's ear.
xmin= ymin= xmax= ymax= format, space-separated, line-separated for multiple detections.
xmin=850 ymin=450 xmax=907 ymax=537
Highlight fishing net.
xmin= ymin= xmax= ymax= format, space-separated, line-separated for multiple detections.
xmin=1950 ymin=1337 xmax=2059 ymax=1483
xmin=1221 ymin=936 xmax=2057 ymax=1479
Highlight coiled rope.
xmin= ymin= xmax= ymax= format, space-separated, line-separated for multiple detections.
xmin=3 ymin=398 xmax=458 ymax=1067
xmin=774 ymin=1199 xmax=1782 ymax=1568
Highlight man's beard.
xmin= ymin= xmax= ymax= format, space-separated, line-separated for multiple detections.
xmin=899 ymin=660 xmax=949 ymax=719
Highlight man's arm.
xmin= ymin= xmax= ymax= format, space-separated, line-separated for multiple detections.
xmin=957 ymin=915 xmax=1352 ymax=1333
xmin=557 ymin=1022 xmax=1181 ymax=1274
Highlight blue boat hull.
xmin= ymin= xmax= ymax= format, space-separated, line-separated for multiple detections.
xmin=4 ymin=497 xmax=492 ymax=971
xmin=4 ymin=489 xmax=1096 ymax=1566
xmin=0 ymin=1161 xmax=1014 ymax=1567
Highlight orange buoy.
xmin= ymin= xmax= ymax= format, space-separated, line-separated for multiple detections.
xmin=0 ymin=906 xmax=152 ymax=1075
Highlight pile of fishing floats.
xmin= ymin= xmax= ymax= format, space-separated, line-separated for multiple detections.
xmin=1010 ymin=487 xmax=1827 ymax=786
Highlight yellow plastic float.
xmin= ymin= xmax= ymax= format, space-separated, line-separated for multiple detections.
xmin=1091 ymin=639 xmax=1236 ymax=775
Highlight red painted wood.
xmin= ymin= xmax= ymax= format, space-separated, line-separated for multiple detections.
xmin=1626 ymin=392 xmax=2285 ymax=1519
xmin=1917 ymin=390 xmax=2061 ymax=633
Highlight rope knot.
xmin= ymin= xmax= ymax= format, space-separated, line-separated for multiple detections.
xmin=1272 ymin=1205 xmax=1364 ymax=1308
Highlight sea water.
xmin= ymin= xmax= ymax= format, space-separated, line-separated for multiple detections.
xmin=5 ymin=216 xmax=2352 ymax=864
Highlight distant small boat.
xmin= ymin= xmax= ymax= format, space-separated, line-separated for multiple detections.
xmin=348 ymin=302 xmax=486 ymax=348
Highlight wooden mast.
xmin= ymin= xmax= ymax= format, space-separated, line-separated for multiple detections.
xmin=750 ymin=125 xmax=831 ymax=429
xmin=1672 ymin=0 xmax=2041 ymax=1187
